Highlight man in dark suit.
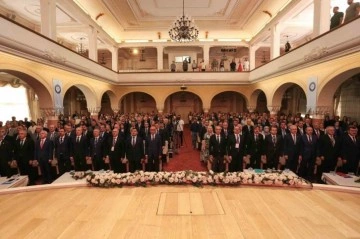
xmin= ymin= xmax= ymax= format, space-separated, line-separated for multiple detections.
xmin=312 ymin=121 xmax=324 ymax=139
xmin=70 ymin=127 xmax=89 ymax=171
xmin=340 ymin=126 xmax=360 ymax=174
xmin=89 ymin=128 xmax=105 ymax=171
xmin=145 ymin=126 xmax=162 ymax=172
xmin=140 ymin=121 xmax=150 ymax=139
xmin=125 ymin=128 xmax=144 ymax=172
xmin=104 ymin=128 xmax=125 ymax=173
xmin=209 ymin=126 xmax=227 ymax=172
xmin=242 ymin=118 xmax=254 ymax=141
xmin=14 ymin=129 xmax=36 ymax=184
xmin=99 ymin=124 xmax=110 ymax=142
xmin=299 ymin=126 xmax=319 ymax=179
xmin=227 ymin=125 xmax=246 ymax=172
xmin=318 ymin=126 xmax=341 ymax=174
xmin=246 ymin=126 xmax=265 ymax=169
xmin=34 ymin=130 xmax=54 ymax=183
xmin=47 ymin=124 xmax=58 ymax=143
xmin=264 ymin=126 xmax=283 ymax=169
xmin=278 ymin=121 xmax=289 ymax=140
xmin=0 ymin=127 xmax=13 ymax=177
xmin=54 ymin=128 xmax=71 ymax=175
xmin=284 ymin=125 xmax=303 ymax=173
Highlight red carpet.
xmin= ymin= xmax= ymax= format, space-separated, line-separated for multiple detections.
xmin=163 ymin=126 xmax=207 ymax=172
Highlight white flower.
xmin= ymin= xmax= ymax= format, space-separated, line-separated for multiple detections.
xmin=99 ymin=178 xmax=105 ymax=184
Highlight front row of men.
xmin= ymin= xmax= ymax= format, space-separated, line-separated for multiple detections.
xmin=0 ymin=126 xmax=165 ymax=184
xmin=208 ymin=125 xmax=359 ymax=179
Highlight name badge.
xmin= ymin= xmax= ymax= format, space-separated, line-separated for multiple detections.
xmin=235 ymin=143 xmax=239 ymax=148
xmin=111 ymin=146 xmax=114 ymax=152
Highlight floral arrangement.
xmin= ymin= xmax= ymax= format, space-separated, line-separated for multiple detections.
xmin=70 ymin=170 xmax=312 ymax=188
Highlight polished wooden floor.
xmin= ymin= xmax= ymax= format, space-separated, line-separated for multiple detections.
xmin=0 ymin=186 xmax=359 ymax=239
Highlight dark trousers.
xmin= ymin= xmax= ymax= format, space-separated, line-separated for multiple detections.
xmin=0 ymin=159 xmax=11 ymax=177
xmin=93 ymin=155 xmax=104 ymax=171
xmin=212 ymin=155 xmax=225 ymax=172
xmin=129 ymin=159 xmax=141 ymax=173
xmin=58 ymin=154 xmax=71 ymax=175
xmin=39 ymin=157 xmax=52 ymax=183
xmin=147 ymin=155 xmax=160 ymax=172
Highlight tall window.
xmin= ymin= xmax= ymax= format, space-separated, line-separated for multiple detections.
xmin=0 ymin=85 xmax=30 ymax=122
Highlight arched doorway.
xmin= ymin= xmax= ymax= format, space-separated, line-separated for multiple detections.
xmin=210 ymin=91 xmax=247 ymax=113
xmin=0 ymin=70 xmax=52 ymax=121
xmin=63 ymin=86 xmax=88 ymax=117
xmin=250 ymin=89 xmax=268 ymax=113
xmin=278 ymin=84 xmax=306 ymax=115
xmin=120 ymin=92 xmax=157 ymax=113
xmin=333 ymin=73 xmax=360 ymax=121
xmin=164 ymin=91 xmax=203 ymax=120
xmin=100 ymin=90 xmax=117 ymax=115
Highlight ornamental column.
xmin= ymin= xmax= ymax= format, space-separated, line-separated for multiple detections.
xmin=111 ymin=46 xmax=119 ymax=72
xmin=88 ymin=26 xmax=98 ymax=61
xmin=202 ymin=45 xmax=210 ymax=69
xmin=270 ymin=24 xmax=281 ymax=60
xmin=157 ymin=46 xmax=164 ymax=70
xmin=267 ymin=105 xmax=281 ymax=118
xmin=249 ymin=44 xmax=260 ymax=70
xmin=313 ymin=0 xmax=331 ymax=37
xmin=40 ymin=0 xmax=57 ymax=40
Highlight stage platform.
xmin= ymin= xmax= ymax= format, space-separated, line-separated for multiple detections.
xmin=0 ymin=181 xmax=359 ymax=238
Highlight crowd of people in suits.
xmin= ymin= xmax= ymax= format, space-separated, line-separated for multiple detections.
xmin=0 ymin=111 xmax=359 ymax=185
xmin=0 ymin=113 xmax=180 ymax=185
xmin=189 ymin=112 xmax=360 ymax=182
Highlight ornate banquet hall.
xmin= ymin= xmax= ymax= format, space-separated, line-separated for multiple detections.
xmin=0 ymin=0 xmax=360 ymax=238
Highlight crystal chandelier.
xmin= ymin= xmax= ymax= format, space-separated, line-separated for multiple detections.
xmin=169 ymin=0 xmax=199 ymax=43
xmin=77 ymin=37 xmax=88 ymax=55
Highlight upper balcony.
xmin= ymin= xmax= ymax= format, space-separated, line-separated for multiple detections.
xmin=0 ymin=14 xmax=359 ymax=85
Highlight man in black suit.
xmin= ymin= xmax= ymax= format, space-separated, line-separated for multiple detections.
xmin=47 ymin=124 xmax=58 ymax=143
xmin=318 ymin=126 xmax=341 ymax=174
xmin=246 ymin=126 xmax=265 ymax=169
xmin=99 ymin=124 xmax=109 ymax=142
xmin=54 ymin=128 xmax=71 ymax=175
xmin=34 ymin=130 xmax=54 ymax=183
xmin=105 ymin=128 xmax=125 ymax=173
xmin=227 ymin=125 xmax=246 ymax=172
xmin=140 ymin=121 xmax=150 ymax=139
xmin=340 ymin=126 xmax=360 ymax=174
xmin=284 ymin=125 xmax=303 ymax=173
xmin=145 ymin=126 xmax=162 ymax=172
xmin=264 ymin=126 xmax=283 ymax=169
xmin=209 ymin=126 xmax=227 ymax=172
xmin=312 ymin=121 xmax=324 ymax=139
xmin=89 ymin=128 xmax=105 ymax=171
xmin=14 ymin=129 xmax=36 ymax=184
xmin=242 ymin=118 xmax=254 ymax=141
xmin=0 ymin=127 xmax=13 ymax=177
xmin=125 ymin=128 xmax=144 ymax=172
xmin=70 ymin=127 xmax=89 ymax=171
xmin=278 ymin=120 xmax=289 ymax=139
xmin=299 ymin=126 xmax=319 ymax=179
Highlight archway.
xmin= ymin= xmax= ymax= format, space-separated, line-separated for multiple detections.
xmin=63 ymin=86 xmax=89 ymax=117
xmin=249 ymin=89 xmax=268 ymax=113
xmin=0 ymin=70 xmax=53 ymax=121
xmin=164 ymin=91 xmax=203 ymax=120
xmin=120 ymin=92 xmax=157 ymax=114
xmin=333 ymin=73 xmax=360 ymax=121
xmin=100 ymin=90 xmax=117 ymax=115
xmin=318 ymin=67 xmax=360 ymax=116
xmin=210 ymin=91 xmax=247 ymax=113
xmin=274 ymin=84 xmax=306 ymax=115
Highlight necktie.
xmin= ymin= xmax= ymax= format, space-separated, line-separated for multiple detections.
xmin=76 ymin=136 xmax=80 ymax=143
xmin=20 ymin=140 xmax=24 ymax=146
xmin=352 ymin=136 xmax=356 ymax=143
xmin=330 ymin=135 xmax=335 ymax=146
xmin=272 ymin=135 xmax=276 ymax=144
xmin=254 ymin=134 xmax=257 ymax=142
xmin=113 ymin=138 xmax=116 ymax=146
xmin=40 ymin=139 xmax=44 ymax=148
xmin=132 ymin=137 xmax=135 ymax=146
xmin=60 ymin=137 xmax=63 ymax=144
xmin=50 ymin=133 xmax=54 ymax=140
xmin=236 ymin=135 xmax=239 ymax=144
xmin=95 ymin=137 xmax=98 ymax=145
xmin=293 ymin=134 xmax=296 ymax=144
xmin=217 ymin=135 xmax=220 ymax=143
xmin=308 ymin=135 xmax=312 ymax=143
xmin=152 ymin=135 xmax=155 ymax=141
